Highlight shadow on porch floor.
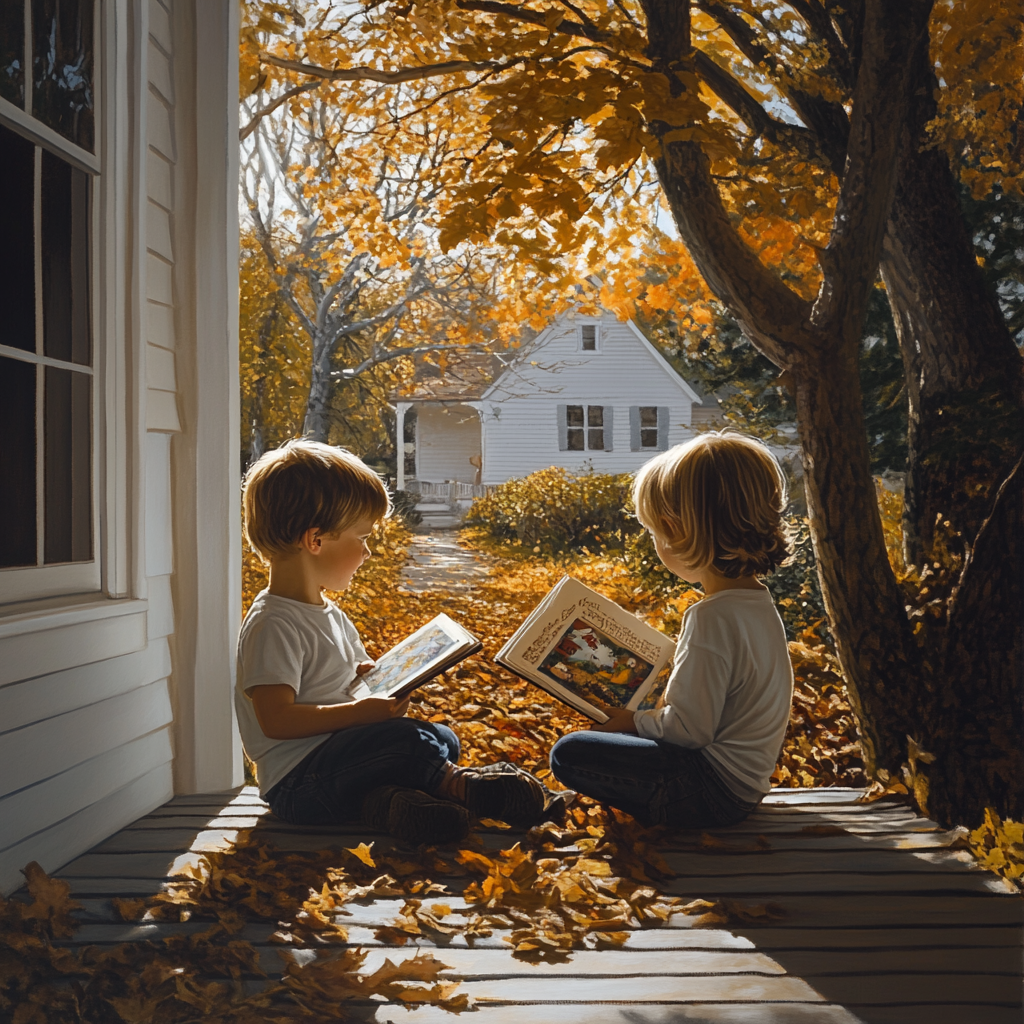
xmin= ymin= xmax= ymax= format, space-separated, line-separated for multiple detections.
xmin=49 ymin=786 xmax=1023 ymax=1024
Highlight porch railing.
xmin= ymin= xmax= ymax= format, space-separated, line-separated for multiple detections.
xmin=415 ymin=481 xmax=493 ymax=500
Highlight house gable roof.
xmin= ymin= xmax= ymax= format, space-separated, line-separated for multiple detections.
xmin=480 ymin=308 xmax=702 ymax=404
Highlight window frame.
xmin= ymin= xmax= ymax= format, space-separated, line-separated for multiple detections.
xmin=560 ymin=403 xmax=613 ymax=452
xmin=577 ymin=323 xmax=601 ymax=352
xmin=0 ymin=0 xmax=103 ymax=606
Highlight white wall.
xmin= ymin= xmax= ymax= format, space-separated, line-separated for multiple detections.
xmin=0 ymin=0 xmax=241 ymax=894
xmin=416 ymin=404 xmax=482 ymax=483
xmin=0 ymin=0 xmax=177 ymax=894
xmin=481 ymin=314 xmax=697 ymax=483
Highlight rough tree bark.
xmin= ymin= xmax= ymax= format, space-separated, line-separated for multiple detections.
xmin=879 ymin=23 xmax=1024 ymax=568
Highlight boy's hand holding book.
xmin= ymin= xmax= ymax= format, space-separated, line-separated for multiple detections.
xmin=590 ymin=707 xmax=640 ymax=734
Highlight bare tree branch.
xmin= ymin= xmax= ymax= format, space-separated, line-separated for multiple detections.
xmin=335 ymin=343 xmax=492 ymax=379
xmin=240 ymin=82 xmax=321 ymax=141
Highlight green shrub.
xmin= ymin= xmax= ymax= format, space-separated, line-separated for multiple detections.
xmin=467 ymin=467 xmax=640 ymax=555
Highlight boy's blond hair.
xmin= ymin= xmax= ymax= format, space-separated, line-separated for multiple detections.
xmin=243 ymin=439 xmax=390 ymax=561
xmin=632 ymin=430 xmax=791 ymax=578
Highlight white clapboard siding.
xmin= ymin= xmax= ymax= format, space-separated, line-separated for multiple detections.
xmin=417 ymin=404 xmax=482 ymax=483
xmin=146 ymin=433 xmax=174 ymax=577
xmin=145 ymin=5 xmax=181 ymax=434
xmin=0 ymin=639 xmax=170 ymax=734
xmin=0 ymin=764 xmax=173 ymax=893
xmin=0 ymin=681 xmax=173 ymax=801
xmin=0 ymin=729 xmax=173 ymax=866
xmin=477 ymin=313 xmax=698 ymax=483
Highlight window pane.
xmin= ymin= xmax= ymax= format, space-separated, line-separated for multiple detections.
xmin=0 ymin=1 xmax=25 ymax=106
xmin=567 ymin=428 xmax=584 ymax=451
xmin=0 ymin=357 xmax=38 ymax=567
xmin=42 ymin=150 xmax=91 ymax=364
xmin=641 ymin=428 xmax=658 ymax=448
xmin=566 ymin=405 xmax=584 ymax=427
xmin=587 ymin=406 xmax=603 ymax=427
xmin=44 ymin=365 xmax=91 ymax=563
xmin=0 ymin=125 xmax=37 ymax=354
xmin=32 ymin=0 xmax=94 ymax=152
xmin=581 ymin=326 xmax=596 ymax=350
xmin=588 ymin=429 xmax=604 ymax=450
xmin=639 ymin=406 xmax=658 ymax=427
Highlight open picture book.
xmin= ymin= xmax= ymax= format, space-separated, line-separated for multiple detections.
xmin=496 ymin=576 xmax=676 ymax=722
xmin=350 ymin=613 xmax=482 ymax=701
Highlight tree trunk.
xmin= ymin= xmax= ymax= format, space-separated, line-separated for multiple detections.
xmin=303 ymin=331 xmax=334 ymax=442
xmin=246 ymin=302 xmax=279 ymax=468
xmin=788 ymin=343 xmax=921 ymax=770
xmin=879 ymin=21 xmax=1024 ymax=567
xmin=931 ymin=456 xmax=1024 ymax=824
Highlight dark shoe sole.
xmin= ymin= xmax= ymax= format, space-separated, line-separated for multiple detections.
xmin=362 ymin=786 xmax=470 ymax=845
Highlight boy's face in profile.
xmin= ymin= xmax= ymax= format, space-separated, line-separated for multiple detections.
xmin=312 ymin=515 xmax=377 ymax=593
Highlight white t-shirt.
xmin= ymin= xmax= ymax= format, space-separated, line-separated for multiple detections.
xmin=633 ymin=589 xmax=793 ymax=804
xmin=235 ymin=590 xmax=369 ymax=796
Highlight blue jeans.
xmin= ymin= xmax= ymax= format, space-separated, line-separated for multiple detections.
xmin=549 ymin=730 xmax=758 ymax=828
xmin=265 ymin=718 xmax=461 ymax=826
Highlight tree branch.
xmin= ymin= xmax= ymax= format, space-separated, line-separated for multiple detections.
xmin=240 ymin=82 xmax=321 ymax=141
xmin=811 ymin=1 xmax=933 ymax=337
xmin=259 ymin=51 xmax=525 ymax=84
xmin=455 ymin=0 xmax=609 ymax=41
xmin=336 ymin=343 xmax=491 ymax=379
xmin=695 ymin=0 xmax=850 ymax=173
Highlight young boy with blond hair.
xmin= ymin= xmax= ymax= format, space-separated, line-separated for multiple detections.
xmin=237 ymin=439 xmax=562 ymax=845
xmin=550 ymin=431 xmax=795 ymax=828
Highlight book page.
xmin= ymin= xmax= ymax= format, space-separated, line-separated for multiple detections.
xmin=497 ymin=576 xmax=675 ymax=720
xmin=355 ymin=614 xmax=473 ymax=699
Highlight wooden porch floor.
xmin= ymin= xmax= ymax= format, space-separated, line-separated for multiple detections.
xmin=50 ymin=786 xmax=1022 ymax=1024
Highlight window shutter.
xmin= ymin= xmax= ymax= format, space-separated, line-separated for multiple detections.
xmin=629 ymin=407 xmax=641 ymax=451
xmin=603 ymin=405 xmax=613 ymax=450
xmin=557 ymin=404 xmax=568 ymax=451
xmin=657 ymin=407 xmax=670 ymax=450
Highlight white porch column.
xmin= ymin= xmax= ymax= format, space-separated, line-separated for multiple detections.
xmin=169 ymin=0 xmax=242 ymax=794
xmin=395 ymin=402 xmax=410 ymax=491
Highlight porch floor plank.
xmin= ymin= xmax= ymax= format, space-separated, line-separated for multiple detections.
xmin=41 ymin=786 xmax=1022 ymax=1024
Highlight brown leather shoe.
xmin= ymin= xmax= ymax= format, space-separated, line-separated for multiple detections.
xmin=462 ymin=762 xmax=574 ymax=827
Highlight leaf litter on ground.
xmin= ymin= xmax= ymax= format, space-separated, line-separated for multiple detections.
xmin=6 ymin=525 xmax=899 ymax=1022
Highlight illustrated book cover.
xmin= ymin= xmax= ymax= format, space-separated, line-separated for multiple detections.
xmin=496 ymin=576 xmax=676 ymax=722
xmin=350 ymin=613 xmax=482 ymax=701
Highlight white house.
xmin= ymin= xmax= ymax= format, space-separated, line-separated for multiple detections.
xmin=394 ymin=309 xmax=719 ymax=495
xmin=0 ymin=1 xmax=241 ymax=894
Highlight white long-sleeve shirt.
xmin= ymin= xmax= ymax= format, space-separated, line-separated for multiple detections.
xmin=633 ymin=588 xmax=793 ymax=803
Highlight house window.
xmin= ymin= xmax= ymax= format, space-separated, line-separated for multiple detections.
xmin=579 ymin=325 xmax=598 ymax=351
xmin=0 ymin=0 xmax=97 ymax=596
xmin=560 ymin=404 xmax=613 ymax=451
xmin=639 ymin=407 xmax=658 ymax=448
xmin=630 ymin=406 xmax=669 ymax=451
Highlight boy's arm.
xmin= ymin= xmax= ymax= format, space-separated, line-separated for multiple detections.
xmin=249 ymin=665 xmax=409 ymax=740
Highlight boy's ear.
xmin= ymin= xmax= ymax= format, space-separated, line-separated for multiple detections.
xmin=299 ymin=527 xmax=323 ymax=555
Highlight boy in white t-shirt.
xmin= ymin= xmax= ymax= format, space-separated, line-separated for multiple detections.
xmin=550 ymin=432 xmax=795 ymax=827
xmin=237 ymin=440 xmax=562 ymax=845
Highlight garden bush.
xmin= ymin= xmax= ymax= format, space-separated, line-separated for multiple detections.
xmin=466 ymin=467 xmax=640 ymax=555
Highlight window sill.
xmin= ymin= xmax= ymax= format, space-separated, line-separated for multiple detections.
xmin=0 ymin=595 xmax=148 ymax=640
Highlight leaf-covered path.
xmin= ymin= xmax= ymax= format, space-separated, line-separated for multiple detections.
xmin=40 ymin=784 xmax=1023 ymax=1023
xmin=399 ymin=532 xmax=494 ymax=594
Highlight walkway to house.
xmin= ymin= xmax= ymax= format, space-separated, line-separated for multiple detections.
xmin=399 ymin=532 xmax=493 ymax=593
xmin=47 ymin=786 xmax=1023 ymax=1023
